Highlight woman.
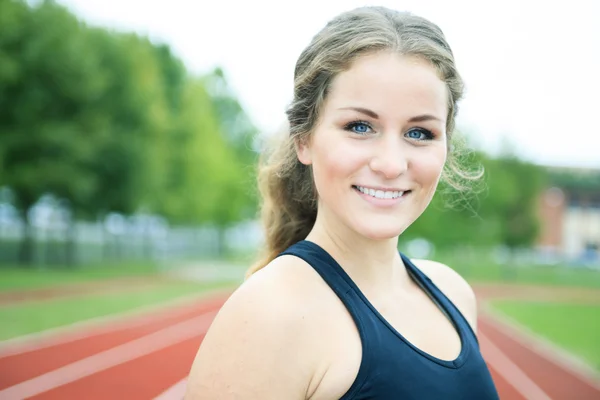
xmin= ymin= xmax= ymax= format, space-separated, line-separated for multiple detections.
xmin=185 ymin=6 xmax=499 ymax=399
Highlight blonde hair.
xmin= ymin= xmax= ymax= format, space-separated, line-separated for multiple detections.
xmin=247 ymin=6 xmax=476 ymax=277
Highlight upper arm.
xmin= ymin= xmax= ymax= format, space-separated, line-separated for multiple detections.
xmin=184 ymin=262 xmax=315 ymax=400
xmin=412 ymin=259 xmax=478 ymax=333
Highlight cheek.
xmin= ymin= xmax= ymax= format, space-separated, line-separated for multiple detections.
xmin=412 ymin=147 xmax=447 ymax=188
xmin=313 ymin=138 xmax=364 ymax=186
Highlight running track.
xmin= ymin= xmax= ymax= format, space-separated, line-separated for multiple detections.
xmin=0 ymin=289 xmax=599 ymax=399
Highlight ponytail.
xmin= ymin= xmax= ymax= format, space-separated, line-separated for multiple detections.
xmin=245 ymin=129 xmax=317 ymax=278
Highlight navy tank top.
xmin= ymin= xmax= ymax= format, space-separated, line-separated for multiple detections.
xmin=279 ymin=240 xmax=499 ymax=399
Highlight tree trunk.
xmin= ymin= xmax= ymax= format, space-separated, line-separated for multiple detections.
xmin=102 ymin=230 xmax=109 ymax=262
xmin=18 ymin=214 xmax=35 ymax=267
xmin=45 ymin=237 xmax=61 ymax=266
xmin=64 ymin=220 xmax=77 ymax=267
xmin=143 ymin=230 xmax=153 ymax=261
xmin=217 ymin=225 xmax=227 ymax=258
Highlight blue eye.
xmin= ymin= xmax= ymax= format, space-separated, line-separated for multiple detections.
xmin=345 ymin=121 xmax=373 ymax=135
xmin=406 ymin=128 xmax=433 ymax=140
xmin=353 ymin=123 xmax=369 ymax=133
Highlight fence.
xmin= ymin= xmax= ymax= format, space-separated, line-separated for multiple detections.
xmin=0 ymin=206 xmax=262 ymax=267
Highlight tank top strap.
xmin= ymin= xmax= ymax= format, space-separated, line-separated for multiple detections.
xmin=278 ymin=240 xmax=359 ymax=300
xmin=277 ymin=240 xmax=376 ymax=398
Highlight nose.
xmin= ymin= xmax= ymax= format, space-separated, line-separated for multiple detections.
xmin=369 ymin=135 xmax=408 ymax=179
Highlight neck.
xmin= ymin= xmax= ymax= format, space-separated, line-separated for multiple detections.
xmin=305 ymin=207 xmax=411 ymax=294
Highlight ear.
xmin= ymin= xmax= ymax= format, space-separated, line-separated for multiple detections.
xmin=295 ymin=136 xmax=313 ymax=165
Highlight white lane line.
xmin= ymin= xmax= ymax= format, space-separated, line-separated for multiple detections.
xmin=0 ymin=311 xmax=217 ymax=400
xmin=0 ymin=289 xmax=229 ymax=358
xmin=154 ymin=378 xmax=188 ymax=400
xmin=479 ymin=331 xmax=552 ymax=400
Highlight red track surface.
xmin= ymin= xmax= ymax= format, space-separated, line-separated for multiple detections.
xmin=0 ymin=289 xmax=599 ymax=399
xmin=487 ymin=365 xmax=526 ymax=400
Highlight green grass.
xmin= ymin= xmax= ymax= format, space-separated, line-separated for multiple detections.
xmin=0 ymin=280 xmax=235 ymax=341
xmin=457 ymin=263 xmax=600 ymax=288
xmin=432 ymin=249 xmax=600 ymax=289
xmin=490 ymin=300 xmax=600 ymax=370
xmin=0 ymin=262 xmax=161 ymax=291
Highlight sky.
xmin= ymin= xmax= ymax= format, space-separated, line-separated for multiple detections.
xmin=57 ymin=0 xmax=600 ymax=169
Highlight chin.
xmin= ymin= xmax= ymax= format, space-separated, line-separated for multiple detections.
xmin=354 ymin=221 xmax=409 ymax=241
xmin=350 ymin=209 xmax=421 ymax=241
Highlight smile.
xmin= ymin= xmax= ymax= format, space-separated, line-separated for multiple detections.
xmin=352 ymin=185 xmax=408 ymax=199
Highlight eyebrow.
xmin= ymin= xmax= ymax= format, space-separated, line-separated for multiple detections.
xmin=338 ymin=107 xmax=442 ymax=123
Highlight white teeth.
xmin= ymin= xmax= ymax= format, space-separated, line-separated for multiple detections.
xmin=356 ymin=186 xmax=404 ymax=199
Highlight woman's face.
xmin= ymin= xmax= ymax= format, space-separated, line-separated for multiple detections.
xmin=297 ymin=51 xmax=448 ymax=240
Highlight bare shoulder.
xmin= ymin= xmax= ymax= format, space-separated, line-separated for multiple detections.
xmin=185 ymin=255 xmax=322 ymax=400
xmin=411 ymin=259 xmax=478 ymax=332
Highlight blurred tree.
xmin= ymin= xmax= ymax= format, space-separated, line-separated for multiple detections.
xmin=155 ymin=77 xmax=225 ymax=223
xmin=202 ymin=67 xmax=259 ymax=218
xmin=548 ymin=168 xmax=600 ymax=192
xmin=0 ymin=0 xmax=263 ymax=265
xmin=199 ymin=68 xmax=260 ymax=254
xmin=84 ymin=29 xmax=170 ymax=217
xmin=482 ymin=155 xmax=547 ymax=248
xmin=157 ymin=75 xmax=255 ymax=256
xmin=80 ymin=29 xmax=175 ymax=263
xmin=0 ymin=0 xmax=107 ymax=264
xmin=204 ymin=68 xmax=258 ymax=163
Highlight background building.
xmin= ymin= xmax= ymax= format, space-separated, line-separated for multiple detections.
xmin=537 ymin=167 xmax=600 ymax=264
